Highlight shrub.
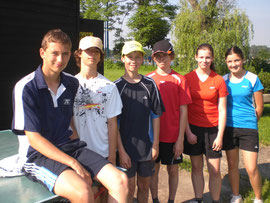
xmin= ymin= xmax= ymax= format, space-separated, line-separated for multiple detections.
xmin=258 ymin=70 xmax=270 ymax=93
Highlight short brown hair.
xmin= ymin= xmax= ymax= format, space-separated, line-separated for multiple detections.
xmin=41 ymin=29 xmax=72 ymax=50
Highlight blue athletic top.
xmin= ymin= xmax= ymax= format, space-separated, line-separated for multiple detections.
xmin=223 ymin=71 xmax=264 ymax=130
xmin=12 ymin=65 xmax=79 ymax=156
xmin=115 ymin=75 xmax=164 ymax=161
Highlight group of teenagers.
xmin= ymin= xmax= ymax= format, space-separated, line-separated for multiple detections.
xmin=11 ymin=28 xmax=264 ymax=203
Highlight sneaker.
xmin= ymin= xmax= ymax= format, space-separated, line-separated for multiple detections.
xmin=253 ymin=199 xmax=263 ymax=203
xmin=230 ymin=195 xmax=243 ymax=203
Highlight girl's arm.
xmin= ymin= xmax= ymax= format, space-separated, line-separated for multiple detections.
xmin=254 ymin=90 xmax=264 ymax=121
xmin=212 ymin=96 xmax=227 ymax=151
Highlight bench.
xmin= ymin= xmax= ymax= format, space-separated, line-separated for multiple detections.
xmin=0 ymin=130 xmax=103 ymax=203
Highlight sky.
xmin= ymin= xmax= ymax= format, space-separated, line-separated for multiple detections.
xmin=109 ymin=0 xmax=270 ymax=48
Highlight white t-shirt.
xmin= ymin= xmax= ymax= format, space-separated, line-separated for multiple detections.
xmin=73 ymin=73 xmax=122 ymax=157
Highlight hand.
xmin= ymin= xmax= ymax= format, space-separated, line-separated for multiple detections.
xmin=108 ymin=155 xmax=116 ymax=166
xmin=212 ymin=136 xmax=223 ymax=151
xmin=119 ymin=150 xmax=131 ymax=169
xmin=173 ymin=141 xmax=183 ymax=159
xmin=70 ymin=159 xmax=92 ymax=185
xmin=152 ymin=145 xmax=159 ymax=160
xmin=187 ymin=132 xmax=197 ymax=145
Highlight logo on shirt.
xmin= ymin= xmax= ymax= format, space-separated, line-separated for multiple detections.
xmin=160 ymin=81 xmax=165 ymax=83
xmin=143 ymin=96 xmax=148 ymax=100
xmin=254 ymin=145 xmax=259 ymax=149
xmin=242 ymin=85 xmax=248 ymax=88
xmin=63 ymin=99 xmax=71 ymax=105
xmin=209 ymin=86 xmax=215 ymax=89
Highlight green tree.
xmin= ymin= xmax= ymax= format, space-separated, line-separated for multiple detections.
xmin=80 ymin=0 xmax=124 ymax=30
xmin=173 ymin=0 xmax=253 ymax=74
xmin=127 ymin=1 xmax=177 ymax=48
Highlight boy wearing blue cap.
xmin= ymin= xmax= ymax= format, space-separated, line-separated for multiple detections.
xmin=115 ymin=41 xmax=165 ymax=203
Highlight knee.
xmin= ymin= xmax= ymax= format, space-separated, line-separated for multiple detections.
xmin=246 ymin=165 xmax=259 ymax=177
xmin=113 ymin=171 xmax=129 ymax=194
xmin=167 ymin=165 xmax=179 ymax=176
xmin=227 ymin=159 xmax=238 ymax=171
xmin=74 ymin=183 xmax=93 ymax=202
xmin=191 ymin=163 xmax=203 ymax=174
xmin=137 ymin=181 xmax=150 ymax=192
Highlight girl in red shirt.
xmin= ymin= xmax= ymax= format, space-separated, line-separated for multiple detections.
xmin=184 ymin=44 xmax=228 ymax=203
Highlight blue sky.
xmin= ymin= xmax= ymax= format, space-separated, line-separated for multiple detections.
xmin=168 ymin=0 xmax=270 ymax=46
xmin=237 ymin=0 xmax=270 ymax=46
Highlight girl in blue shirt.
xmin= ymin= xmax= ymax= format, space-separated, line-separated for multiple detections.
xmin=223 ymin=46 xmax=264 ymax=203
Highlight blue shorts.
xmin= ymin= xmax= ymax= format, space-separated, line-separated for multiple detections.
xmin=184 ymin=124 xmax=222 ymax=158
xmin=222 ymin=127 xmax=259 ymax=152
xmin=126 ymin=160 xmax=155 ymax=178
xmin=23 ymin=139 xmax=109 ymax=193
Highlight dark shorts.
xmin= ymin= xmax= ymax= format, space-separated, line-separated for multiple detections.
xmin=126 ymin=160 xmax=155 ymax=178
xmin=23 ymin=139 xmax=109 ymax=193
xmin=184 ymin=124 xmax=222 ymax=158
xmin=222 ymin=127 xmax=259 ymax=152
xmin=155 ymin=142 xmax=183 ymax=165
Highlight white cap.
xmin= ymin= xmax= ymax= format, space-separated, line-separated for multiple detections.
xmin=79 ymin=36 xmax=104 ymax=53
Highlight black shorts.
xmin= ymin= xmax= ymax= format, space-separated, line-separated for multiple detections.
xmin=23 ymin=139 xmax=109 ymax=193
xmin=184 ymin=124 xmax=222 ymax=158
xmin=156 ymin=142 xmax=183 ymax=165
xmin=222 ymin=127 xmax=259 ymax=152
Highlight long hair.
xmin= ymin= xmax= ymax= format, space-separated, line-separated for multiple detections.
xmin=196 ymin=43 xmax=215 ymax=71
xmin=225 ymin=46 xmax=244 ymax=60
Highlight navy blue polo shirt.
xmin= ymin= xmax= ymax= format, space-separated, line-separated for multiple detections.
xmin=12 ymin=65 xmax=79 ymax=156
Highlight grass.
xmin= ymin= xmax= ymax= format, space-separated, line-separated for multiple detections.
xmin=259 ymin=104 xmax=270 ymax=145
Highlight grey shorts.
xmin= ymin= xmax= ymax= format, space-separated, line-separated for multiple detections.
xmin=126 ymin=160 xmax=155 ymax=178
xmin=222 ymin=127 xmax=259 ymax=152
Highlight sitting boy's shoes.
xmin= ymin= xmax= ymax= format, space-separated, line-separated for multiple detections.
xmin=153 ymin=198 xmax=160 ymax=203
xmin=189 ymin=199 xmax=203 ymax=203
xmin=230 ymin=194 xmax=243 ymax=203
xmin=253 ymin=199 xmax=263 ymax=203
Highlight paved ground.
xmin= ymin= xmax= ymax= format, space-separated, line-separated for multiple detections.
xmin=143 ymin=145 xmax=270 ymax=203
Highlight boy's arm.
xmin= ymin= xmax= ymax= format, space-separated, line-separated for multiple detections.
xmin=69 ymin=118 xmax=79 ymax=140
xmin=174 ymin=104 xmax=188 ymax=158
xmin=152 ymin=117 xmax=160 ymax=160
xmin=117 ymin=130 xmax=131 ymax=169
xmin=107 ymin=116 xmax=118 ymax=165
xmin=25 ymin=130 xmax=92 ymax=184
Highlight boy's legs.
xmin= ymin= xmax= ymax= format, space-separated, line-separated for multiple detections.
xmin=137 ymin=175 xmax=151 ymax=203
xmin=54 ymin=169 xmax=94 ymax=203
xmin=96 ymin=163 xmax=128 ymax=203
xmin=167 ymin=164 xmax=179 ymax=201
xmin=150 ymin=162 xmax=160 ymax=201
xmin=128 ymin=176 xmax=136 ymax=203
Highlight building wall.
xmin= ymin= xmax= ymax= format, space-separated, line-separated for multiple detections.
xmin=0 ymin=0 xmax=103 ymax=130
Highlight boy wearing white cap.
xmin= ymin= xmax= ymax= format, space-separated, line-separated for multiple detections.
xmin=147 ymin=40 xmax=192 ymax=203
xmin=73 ymin=36 xmax=127 ymax=202
xmin=115 ymin=41 xmax=165 ymax=203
